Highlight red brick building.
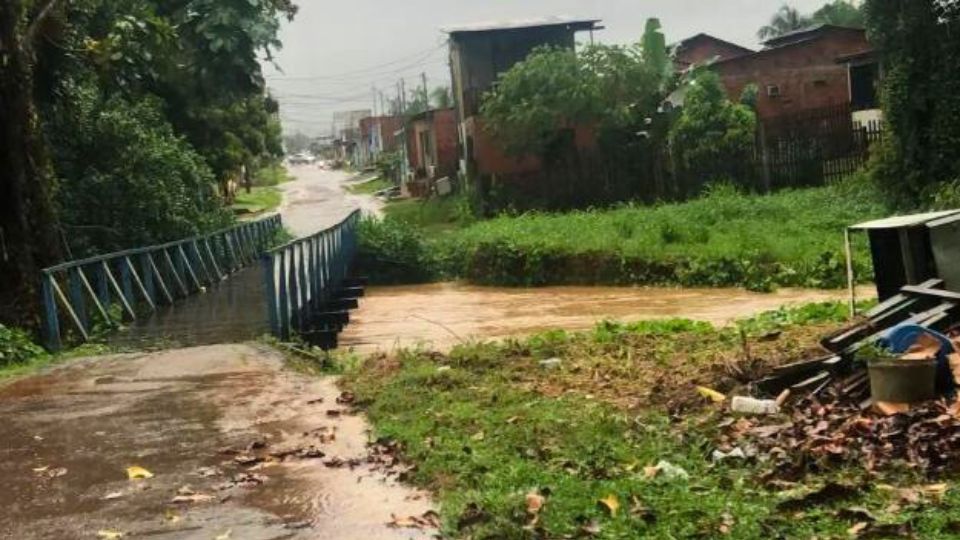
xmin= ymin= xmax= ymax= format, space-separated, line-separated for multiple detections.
xmin=406 ymin=108 xmax=458 ymax=180
xmin=673 ymin=33 xmax=753 ymax=71
xmin=712 ymin=25 xmax=873 ymax=119
xmin=445 ymin=17 xmax=602 ymax=180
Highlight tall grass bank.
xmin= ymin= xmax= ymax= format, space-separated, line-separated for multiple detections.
xmin=357 ymin=181 xmax=888 ymax=291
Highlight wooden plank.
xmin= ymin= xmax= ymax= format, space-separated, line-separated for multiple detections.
xmin=902 ymin=285 xmax=960 ymax=302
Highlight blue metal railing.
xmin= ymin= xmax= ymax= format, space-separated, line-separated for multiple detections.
xmin=262 ymin=210 xmax=360 ymax=340
xmin=41 ymin=215 xmax=283 ymax=350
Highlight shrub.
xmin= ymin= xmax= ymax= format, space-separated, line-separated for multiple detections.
xmin=356 ymin=217 xmax=437 ymax=284
xmin=0 ymin=325 xmax=46 ymax=367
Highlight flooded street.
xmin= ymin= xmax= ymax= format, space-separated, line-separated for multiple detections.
xmin=341 ymin=282 xmax=867 ymax=353
xmin=279 ymin=167 xmax=381 ymax=237
xmin=0 ymin=345 xmax=432 ymax=539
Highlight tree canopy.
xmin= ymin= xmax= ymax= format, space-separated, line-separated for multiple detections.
xmin=0 ymin=0 xmax=296 ymax=327
xmin=758 ymin=2 xmax=865 ymax=40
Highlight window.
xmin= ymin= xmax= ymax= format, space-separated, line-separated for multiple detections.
xmin=766 ymin=84 xmax=781 ymax=98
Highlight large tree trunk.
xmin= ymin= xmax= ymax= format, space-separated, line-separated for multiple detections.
xmin=0 ymin=0 xmax=62 ymax=330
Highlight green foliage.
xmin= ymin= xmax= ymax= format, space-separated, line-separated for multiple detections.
xmin=356 ymin=217 xmax=438 ymax=284
xmin=865 ymin=0 xmax=960 ymax=205
xmin=758 ymin=5 xmax=812 ymax=40
xmin=251 ymin=161 xmax=291 ymax=187
xmin=359 ymin=179 xmax=888 ymax=291
xmin=231 ymin=186 xmax=281 ymax=215
xmin=430 ymin=86 xmax=453 ymax=109
xmin=48 ymin=81 xmax=232 ymax=254
xmin=812 ymin=1 xmax=866 ymax=27
xmin=0 ymin=324 xmax=47 ymax=368
xmin=342 ymin=306 xmax=960 ymax=539
xmin=669 ymin=71 xmax=757 ymax=185
xmin=480 ymin=46 xmax=600 ymax=156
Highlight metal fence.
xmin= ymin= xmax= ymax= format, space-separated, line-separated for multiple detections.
xmin=41 ymin=215 xmax=283 ymax=350
xmin=262 ymin=210 xmax=361 ymax=342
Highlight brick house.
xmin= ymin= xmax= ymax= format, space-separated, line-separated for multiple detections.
xmin=672 ymin=33 xmax=753 ymax=71
xmin=359 ymin=116 xmax=404 ymax=160
xmin=712 ymin=25 xmax=874 ymax=120
xmin=445 ymin=17 xmax=602 ymax=182
xmin=403 ymin=108 xmax=458 ymax=197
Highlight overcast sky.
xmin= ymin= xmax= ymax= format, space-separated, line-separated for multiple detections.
xmin=266 ymin=0 xmax=829 ymax=136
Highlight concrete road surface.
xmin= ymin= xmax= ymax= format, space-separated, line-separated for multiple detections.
xmin=279 ymin=166 xmax=382 ymax=238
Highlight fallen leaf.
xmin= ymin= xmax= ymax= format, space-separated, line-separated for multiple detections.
xmin=697 ymin=386 xmax=726 ymax=403
xmin=126 ymin=466 xmax=153 ymax=480
xmin=97 ymin=531 xmax=123 ymax=539
xmin=102 ymin=491 xmax=124 ymax=501
xmin=526 ymin=491 xmax=545 ymax=515
xmin=215 ymin=530 xmax=231 ymax=540
xmin=171 ymin=493 xmax=215 ymax=504
xmin=598 ymin=494 xmax=620 ymax=517
xmin=848 ymin=522 xmax=869 ymax=537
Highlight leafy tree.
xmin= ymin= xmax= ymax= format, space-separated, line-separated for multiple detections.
xmin=481 ymin=41 xmax=662 ymax=157
xmin=865 ymin=0 xmax=960 ymax=203
xmin=669 ymin=71 xmax=757 ymax=185
xmin=812 ymin=1 xmax=865 ymax=27
xmin=0 ymin=0 xmax=64 ymax=329
xmin=758 ymin=5 xmax=812 ymax=40
xmin=431 ymin=86 xmax=453 ymax=109
xmin=641 ymin=18 xmax=672 ymax=88
xmin=46 ymin=80 xmax=231 ymax=254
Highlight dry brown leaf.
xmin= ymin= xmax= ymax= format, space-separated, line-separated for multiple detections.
xmin=848 ymin=521 xmax=869 ymax=537
xmin=525 ymin=491 xmax=545 ymax=515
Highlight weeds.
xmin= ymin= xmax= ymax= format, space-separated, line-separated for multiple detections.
xmin=342 ymin=304 xmax=960 ymax=538
xmin=359 ymin=178 xmax=889 ymax=290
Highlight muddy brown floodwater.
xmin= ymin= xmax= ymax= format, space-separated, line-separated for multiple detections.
xmin=0 ymin=345 xmax=432 ymax=539
xmin=340 ymin=282 xmax=870 ymax=353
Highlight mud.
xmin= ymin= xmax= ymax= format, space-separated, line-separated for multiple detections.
xmin=341 ymin=282 xmax=871 ymax=353
xmin=0 ymin=345 xmax=432 ymax=539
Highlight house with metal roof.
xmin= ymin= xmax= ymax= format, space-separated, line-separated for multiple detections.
xmin=443 ymin=16 xmax=602 ymax=195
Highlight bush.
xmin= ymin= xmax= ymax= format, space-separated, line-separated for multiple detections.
xmin=46 ymin=82 xmax=233 ymax=255
xmin=356 ymin=217 xmax=437 ymax=284
xmin=358 ymin=179 xmax=889 ymax=291
xmin=0 ymin=325 xmax=46 ymax=367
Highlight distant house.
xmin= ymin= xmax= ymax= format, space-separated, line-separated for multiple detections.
xmin=712 ymin=25 xmax=876 ymax=120
xmin=358 ymin=115 xmax=405 ymax=168
xmin=445 ymin=16 xmax=602 ymax=182
xmin=672 ymin=33 xmax=753 ymax=71
xmin=403 ymin=108 xmax=458 ymax=197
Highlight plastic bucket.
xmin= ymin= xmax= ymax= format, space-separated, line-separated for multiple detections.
xmin=868 ymin=359 xmax=938 ymax=403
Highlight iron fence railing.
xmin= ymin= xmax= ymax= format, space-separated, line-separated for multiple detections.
xmin=262 ymin=210 xmax=360 ymax=341
xmin=41 ymin=215 xmax=283 ymax=350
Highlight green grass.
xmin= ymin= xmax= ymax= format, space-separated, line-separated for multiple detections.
xmin=383 ymin=195 xmax=475 ymax=235
xmin=347 ymin=176 xmax=394 ymax=196
xmin=253 ymin=162 xmax=293 ymax=187
xmin=342 ymin=305 xmax=960 ymax=539
xmin=232 ymin=186 xmax=282 ymax=215
xmin=359 ymin=178 xmax=890 ymax=291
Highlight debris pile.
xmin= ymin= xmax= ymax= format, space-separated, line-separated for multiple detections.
xmin=717 ymin=390 xmax=960 ymax=476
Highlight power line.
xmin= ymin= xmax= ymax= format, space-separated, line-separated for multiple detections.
xmin=265 ymin=41 xmax=447 ymax=83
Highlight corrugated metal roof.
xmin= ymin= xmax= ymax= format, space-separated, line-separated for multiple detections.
xmin=849 ymin=210 xmax=960 ymax=230
xmin=442 ymin=16 xmax=601 ymax=34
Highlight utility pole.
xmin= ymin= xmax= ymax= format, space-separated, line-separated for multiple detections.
xmin=400 ymin=78 xmax=407 ymax=112
xmin=421 ymin=72 xmax=429 ymax=108
xmin=396 ymin=82 xmax=402 ymax=115
xmin=372 ymin=86 xmax=378 ymax=117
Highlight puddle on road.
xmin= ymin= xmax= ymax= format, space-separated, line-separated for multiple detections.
xmin=0 ymin=345 xmax=432 ymax=539
xmin=112 ymin=266 xmax=269 ymax=349
xmin=341 ymin=282 xmax=867 ymax=353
